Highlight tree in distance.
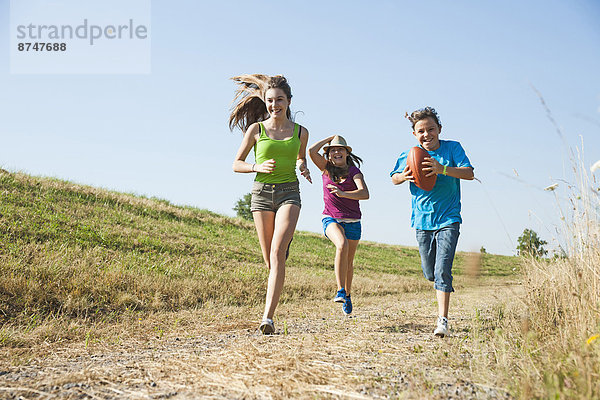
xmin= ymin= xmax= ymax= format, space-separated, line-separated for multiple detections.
xmin=233 ymin=193 xmax=253 ymax=220
xmin=517 ymin=228 xmax=548 ymax=257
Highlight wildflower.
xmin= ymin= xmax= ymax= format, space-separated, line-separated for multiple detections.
xmin=586 ymin=334 xmax=599 ymax=345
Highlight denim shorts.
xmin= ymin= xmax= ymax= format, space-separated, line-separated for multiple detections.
xmin=250 ymin=181 xmax=301 ymax=212
xmin=322 ymin=216 xmax=362 ymax=240
xmin=415 ymin=222 xmax=460 ymax=293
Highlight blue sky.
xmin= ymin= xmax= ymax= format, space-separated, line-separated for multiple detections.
xmin=1 ymin=0 xmax=599 ymax=255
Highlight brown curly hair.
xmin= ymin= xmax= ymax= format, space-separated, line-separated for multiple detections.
xmin=228 ymin=74 xmax=293 ymax=132
xmin=406 ymin=107 xmax=442 ymax=131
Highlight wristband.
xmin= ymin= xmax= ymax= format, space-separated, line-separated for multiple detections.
xmin=442 ymin=165 xmax=447 ymax=175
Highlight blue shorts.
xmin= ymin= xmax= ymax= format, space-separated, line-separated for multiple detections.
xmin=322 ymin=216 xmax=362 ymax=241
xmin=415 ymin=222 xmax=460 ymax=293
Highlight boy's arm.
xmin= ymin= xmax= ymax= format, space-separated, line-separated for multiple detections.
xmin=391 ymin=165 xmax=414 ymax=185
xmin=390 ymin=154 xmax=413 ymax=185
xmin=446 ymin=166 xmax=474 ymax=180
xmin=422 ymin=157 xmax=474 ymax=180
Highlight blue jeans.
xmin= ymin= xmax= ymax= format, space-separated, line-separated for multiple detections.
xmin=415 ymin=222 xmax=460 ymax=293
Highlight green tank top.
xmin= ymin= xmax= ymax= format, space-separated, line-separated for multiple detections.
xmin=254 ymin=122 xmax=301 ymax=183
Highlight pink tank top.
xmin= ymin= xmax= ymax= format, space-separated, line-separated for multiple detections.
xmin=322 ymin=166 xmax=362 ymax=219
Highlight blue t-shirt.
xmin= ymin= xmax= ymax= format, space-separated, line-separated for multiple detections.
xmin=390 ymin=140 xmax=473 ymax=230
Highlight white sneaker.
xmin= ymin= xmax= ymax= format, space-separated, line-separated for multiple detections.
xmin=259 ymin=318 xmax=275 ymax=335
xmin=434 ymin=316 xmax=449 ymax=337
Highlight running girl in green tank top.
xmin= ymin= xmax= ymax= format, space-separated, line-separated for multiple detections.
xmin=231 ymin=74 xmax=312 ymax=335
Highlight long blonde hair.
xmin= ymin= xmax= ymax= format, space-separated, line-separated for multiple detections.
xmin=228 ymin=74 xmax=293 ymax=132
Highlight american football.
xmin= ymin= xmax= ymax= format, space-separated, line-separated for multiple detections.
xmin=407 ymin=146 xmax=437 ymax=191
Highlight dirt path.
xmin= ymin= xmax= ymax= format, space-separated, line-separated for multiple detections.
xmin=0 ymin=282 xmax=519 ymax=399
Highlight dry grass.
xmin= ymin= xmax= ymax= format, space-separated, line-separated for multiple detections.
xmin=469 ymin=149 xmax=600 ymax=398
xmin=0 ymin=284 xmax=517 ymax=399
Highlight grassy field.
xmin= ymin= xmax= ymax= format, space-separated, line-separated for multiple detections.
xmin=2 ymin=168 xmax=596 ymax=399
xmin=0 ymin=168 xmax=517 ymax=326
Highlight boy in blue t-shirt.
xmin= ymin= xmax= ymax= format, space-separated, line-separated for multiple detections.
xmin=390 ymin=107 xmax=474 ymax=337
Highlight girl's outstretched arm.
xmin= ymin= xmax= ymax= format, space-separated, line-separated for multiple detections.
xmin=308 ymin=135 xmax=335 ymax=171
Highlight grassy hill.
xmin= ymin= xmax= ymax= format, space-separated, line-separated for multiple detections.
xmin=0 ymin=169 xmax=520 ymax=324
xmin=5 ymin=169 xmax=598 ymax=399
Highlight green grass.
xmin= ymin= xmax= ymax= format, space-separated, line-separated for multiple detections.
xmin=0 ymin=169 xmax=520 ymax=323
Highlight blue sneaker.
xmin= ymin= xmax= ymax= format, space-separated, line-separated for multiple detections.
xmin=333 ymin=288 xmax=346 ymax=303
xmin=343 ymin=295 xmax=352 ymax=315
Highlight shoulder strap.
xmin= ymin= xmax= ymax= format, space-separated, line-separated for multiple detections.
xmin=258 ymin=122 xmax=265 ymax=137
xmin=295 ymin=124 xmax=301 ymax=138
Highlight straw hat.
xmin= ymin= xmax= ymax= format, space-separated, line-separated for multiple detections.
xmin=322 ymin=135 xmax=352 ymax=153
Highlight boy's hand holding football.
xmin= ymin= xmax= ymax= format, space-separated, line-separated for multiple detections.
xmin=422 ymin=157 xmax=443 ymax=177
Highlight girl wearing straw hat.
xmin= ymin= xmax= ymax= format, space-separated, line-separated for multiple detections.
xmin=309 ymin=135 xmax=369 ymax=315
xmin=230 ymin=74 xmax=312 ymax=334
